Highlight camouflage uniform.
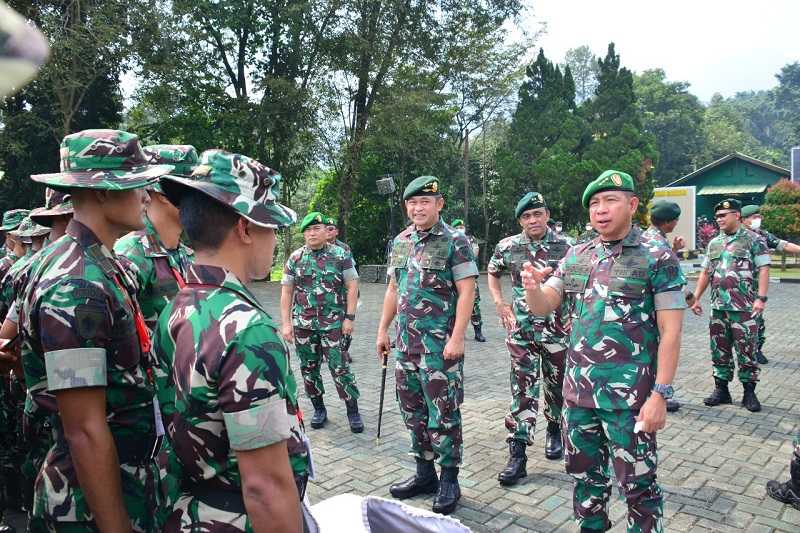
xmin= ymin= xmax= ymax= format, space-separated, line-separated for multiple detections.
xmin=488 ymin=229 xmax=570 ymax=444
xmin=334 ymin=238 xmax=351 ymax=253
xmin=748 ymin=227 xmax=786 ymax=361
xmin=283 ymin=243 xmax=360 ymax=401
xmin=464 ymin=235 xmax=484 ymax=330
xmin=544 ymin=225 xmax=687 ymax=532
xmin=701 ymin=227 xmax=770 ymax=384
xmin=388 ymin=220 xmax=478 ymax=467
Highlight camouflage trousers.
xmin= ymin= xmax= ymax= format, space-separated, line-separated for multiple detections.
xmin=1 ymin=376 xmax=25 ymax=515
xmin=756 ymin=313 xmax=766 ymax=358
xmin=470 ymin=283 xmax=483 ymax=328
xmin=395 ymin=352 xmax=464 ymax=468
xmin=564 ymin=406 xmax=662 ymax=533
xmin=504 ymin=331 xmax=566 ymax=445
xmin=294 ymin=327 xmax=360 ymax=401
xmin=22 ymin=413 xmax=53 ymax=515
xmin=709 ymin=309 xmax=759 ymax=383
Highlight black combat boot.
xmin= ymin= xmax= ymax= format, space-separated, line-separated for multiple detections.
xmin=545 ymin=421 xmax=564 ymax=460
xmin=741 ymin=382 xmax=762 ymax=412
xmin=310 ymin=396 xmax=327 ymax=429
xmin=703 ymin=378 xmax=732 ymax=406
xmin=390 ymin=458 xmax=439 ymax=499
xmin=666 ymin=398 xmax=681 ymax=413
xmin=345 ymin=399 xmax=364 ymax=433
xmin=766 ymin=452 xmax=800 ymax=510
xmin=756 ymin=352 xmax=768 ymax=364
xmin=498 ymin=440 xmax=527 ymax=486
xmin=432 ymin=467 xmax=461 ymax=514
xmin=0 ymin=520 xmax=15 ymax=533
xmin=473 ymin=325 xmax=486 ymax=342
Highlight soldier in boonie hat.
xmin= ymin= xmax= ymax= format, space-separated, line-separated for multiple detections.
xmin=10 ymin=215 xmax=49 ymax=242
xmin=30 ymin=189 xmax=74 ymax=228
xmin=1 ymin=209 xmax=29 ymax=232
xmin=0 ymin=1 xmax=49 ymax=98
xmin=145 ymin=144 xmax=200 ymax=195
xmin=1 ymin=209 xmax=29 ymax=262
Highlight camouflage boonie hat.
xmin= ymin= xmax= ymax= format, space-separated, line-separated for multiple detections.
xmin=403 ymin=175 xmax=441 ymax=200
xmin=0 ymin=2 xmax=49 ymax=98
xmin=145 ymin=144 xmax=200 ymax=194
xmin=10 ymin=215 xmax=49 ymax=239
xmin=30 ymin=188 xmax=73 ymax=226
xmin=161 ymin=149 xmax=297 ymax=229
xmin=1 ymin=209 xmax=30 ymax=231
xmin=582 ymin=170 xmax=635 ymax=208
xmin=300 ymin=211 xmax=326 ymax=232
xmin=31 ymin=129 xmax=173 ymax=191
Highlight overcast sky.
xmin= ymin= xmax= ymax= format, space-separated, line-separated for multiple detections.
xmin=527 ymin=0 xmax=799 ymax=102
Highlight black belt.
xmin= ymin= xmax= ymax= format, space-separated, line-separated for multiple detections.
xmin=114 ymin=433 xmax=162 ymax=465
xmin=186 ymin=473 xmax=310 ymax=517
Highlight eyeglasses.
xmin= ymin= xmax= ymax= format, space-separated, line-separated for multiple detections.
xmin=714 ymin=211 xmax=735 ymax=219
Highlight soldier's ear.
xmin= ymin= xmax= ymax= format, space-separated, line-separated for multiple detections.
xmin=236 ymin=217 xmax=255 ymax=245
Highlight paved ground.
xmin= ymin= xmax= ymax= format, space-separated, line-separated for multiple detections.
xmin=6 ymin=277 xmax=800 ymax=532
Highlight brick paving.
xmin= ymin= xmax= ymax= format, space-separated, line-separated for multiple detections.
xmin=7 ymin=277 xmax=800 ymax=532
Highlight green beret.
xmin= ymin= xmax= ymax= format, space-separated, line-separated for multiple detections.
xmin=403 ymin=175 xmax=441 ymax=200
xmin=451 ymin=218 xmax=464 ymax=227
xmin=325 ymin=215 xmax=337 ymax=227
xmin=300 ymin=211 xmax=326 ymax=232
xmin=581 ymin=170 xmax=635 ymax=208
xmin=741 ymin=205 xmax=760 ymax=218
xmin=515 ymin=192 xmax=547 ymax=218
xmin=714 ymin=198 xmax=741 ymax=213
xmin=649 ymin=200 xmax=681 ymax=222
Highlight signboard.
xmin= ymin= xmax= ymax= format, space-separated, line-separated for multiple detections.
xmin=649 ymin=186 xmax=696 ymax=251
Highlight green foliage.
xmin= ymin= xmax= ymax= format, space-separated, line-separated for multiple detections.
xmin=563 ymin=45 xmax=598 ymax=104
xmin=763 ymin=180 xmax=800 ymax=240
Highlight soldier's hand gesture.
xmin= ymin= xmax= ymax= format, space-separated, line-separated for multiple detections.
xmin=443 ymin=336 xmax=464 ymax=360
xmin=689 ymin=301 xmax=703 ymax=317
xmin=520 ymin=261 xmax=552 ymax=290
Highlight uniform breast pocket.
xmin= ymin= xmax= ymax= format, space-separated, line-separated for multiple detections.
xmin=420 ymin=254 xmax=447 ymax=270
xmin=109 ymin=310 xmax=142 ymax=370
xmin=604 ymin=279 xmax=647 ymax=323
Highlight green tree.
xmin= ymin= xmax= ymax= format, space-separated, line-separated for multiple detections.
xmin=563 ymin=45 xmax=598 ymax=104
xmin=773 ymin=62 xmax=800 ymax=148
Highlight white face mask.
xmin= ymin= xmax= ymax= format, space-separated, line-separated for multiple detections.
xmin=750 ymin=217 xmax=762 ymax=229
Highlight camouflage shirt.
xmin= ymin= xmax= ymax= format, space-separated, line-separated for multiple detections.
xmin=114 ymin=216 xmax=193 ymax=330
xmin=388 ymin=220 xmax=479 ymax=354
xmin=0 ymin=248 xmax=33 ymax=321
xmin=749 ymin=226 xmax=788 ymax=252
xmin=19 ymin=220 xmax=157 ymax=522
xmin=153 ymin=263 xmax=309 ymax=490
xmin=488 ymin=229 xmax=571 ymax=342
xmin=545 ymin=226 xmax=687 ymax=410
xmin=334 ymin=238 xmax=351 ymax=254
xmin=701 ymin=226 xmax=770 ymax=312
xmin=282 ymin=243 xmax=358 ymax=331
xmin=0 ymin=252 xmax=18 ymax=286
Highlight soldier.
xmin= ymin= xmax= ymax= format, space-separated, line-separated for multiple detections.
xmin=0 ymin=210 xmax=29 ymax=279
xmin=451 ymin=219 xmax=486 ymax=342
xmin=740 ymin=204 xmax=800 ymax=365
xmin=523 ymin=170 xmax=686 ymax=532
xmin=766 ymin=432 xmax=800 ymax=509
xmin=156 ymin=149 xmax=312 ymax=532
xmin=690 ymin=198 xmax=769 ymax=412
xmin=376 ymin=175 xmax=478 ymax=515
xmin=576 ymin=222 xmax=598 ymax=245
xmin=643 ymin=200 xmax=694 ymax=413
xmin=1 ymin=217 xmax=50 ymax=320
xmin=324 ymin=215 xmax=351 ymax=253
xmin=19 ymin=129 xmax=172 ymax=532
xmin=280 ymin=211 xmax=363 ymax=433
xmin=486 ymin=192 xmax=569 ymax=486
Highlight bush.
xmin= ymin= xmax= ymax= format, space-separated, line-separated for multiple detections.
xmin=764 ymin=179 xmax=800 ymax=205
xmin=696 ymin=216 xmax=719 ymax=250
xmin=763 ymin=179 xmax=800 ymax=240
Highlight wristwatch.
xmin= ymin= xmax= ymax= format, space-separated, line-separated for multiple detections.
xmin=344 ymin=313 xmax=356 ymax=321
xmin=652 ymin=383 xmax=674 ymax=400
xmin=756 ymin=295 xmax=768 ymax=303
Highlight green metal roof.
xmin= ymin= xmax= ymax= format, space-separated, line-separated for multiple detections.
xmin=697 ymin=184 xmax=767 ymax=195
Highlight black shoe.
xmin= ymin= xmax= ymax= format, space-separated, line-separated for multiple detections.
xmin=0 ymin=523 xmax=16 ymax=533
xmin=390 ymin=458 xmax=439 ymax=499
xmin=766 ymin=453 xmax=800 ymax=509
xmin=757 ymin=352 xmax=769 ymax=364
xmin=432 ymin=467 xmax=461 ymax=514
xmin=345 ymin=399 xmax=364 ymax=433
xmin=310 ymin=396 xmax=327 ymax=429
xmin=473 ymin=326 xmax=486 ymax=342
xmin=498 ymin=440 xmax=527 ymax=486
xmin=545 ymin=421 xmax=564 ymax=460
xmin=704 ymin=378 xmax=732 ymax=406
xmin=666 ymin=398 xmax=681 ymax=413
xmin=742 ymin=382 xmax=762 ymax=412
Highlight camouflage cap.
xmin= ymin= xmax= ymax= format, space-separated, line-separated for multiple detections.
xmin=741 ymin=204 xmax=760 ymax=218
xmin=300 ymin=211 xmax=327 ymax=232
xmin=30 ymin=129 xmax=173 ymax=191
xmin=161 ymin=149 xmax=297 ymax=229
xmin=515 ymin=191 xmax=547 ymax=218
xmin=1 ymin=209 xmax=30 ymax=231
xmin=10 ymin=215 xmax=49 ymax=238
xmin=403 ymin=175 xmax=441 ymax=200
xmin=451 ymin=218 xmax=464 ymax=227
xmin=649 ymin=200 xmax=681 ymax=222
xmin=0 ymin=2 xmax=49 ymax=98
xmin=714 ymin=198 xmax=742 ymax=213
xmin=582 ymin=170 xmax=635 ymax=208
xmin=30 ymin=188 xmax=73 ymax=226
xmin=145 ymin=144 xmax=200 ymax=194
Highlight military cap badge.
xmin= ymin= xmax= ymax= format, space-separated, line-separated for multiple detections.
xmin=611 ymin=174 xmax=622 ymax=186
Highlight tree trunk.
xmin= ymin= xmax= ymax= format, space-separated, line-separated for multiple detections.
xmin=463 ymin=131 xmax=469 ymax=225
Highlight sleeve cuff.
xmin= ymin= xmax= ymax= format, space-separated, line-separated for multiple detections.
xmin=544 ymin=277 xmax=564 ymax=296
xmin=223 ymin=394 xmax=291 ymax=451
xmin=754 ymin=254 xmax=771 ymax=268
xmin=6 ymin=301 xmax=18 ymax=324
xmin=654 ymin=290 xmax=687 ymax=310
xmin=452 ymin=261 xmax=479 ymax=281
xmin=777 ymin=240 xmax=788 ymax=252
xmin=343 ymin=267 xmax=359 ymax=282
xmin=45 ymin=348 xmax=107 ymax=391
xmin=280 ymin=274 xmax=295 ymax=286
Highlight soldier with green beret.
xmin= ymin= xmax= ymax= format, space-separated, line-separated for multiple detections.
xmin=740 ymin=204 xmax=800 ymax=365
xmin=523 ymin=170 xmax=687 ymax=532
xmin=157 ymin=149 xmax=313 ymax=532
xmin=324 ymin=215 xmax=352 ymax=253
xmin=377 ymin=175 xmax=478 ymax=515
xmin=18 ymin=129 xmax=172 ymax=532
xmin=451 ymin=218 xmax=486 ymax=342
xmin=690 ymin=198 xmax=770 ymax=412
xmin=487 ymin=191 xmax=570 ymax=486
xmin=281 ymin=210 xmax=363 ymax=433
